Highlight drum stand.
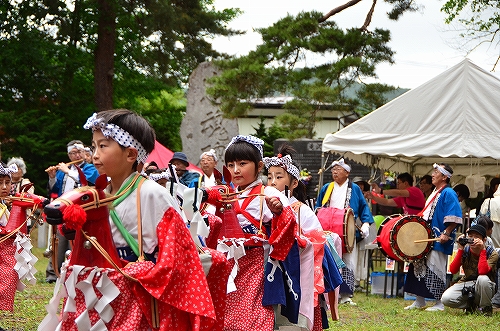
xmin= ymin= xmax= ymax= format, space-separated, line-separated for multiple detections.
xmin=365 ymin=243 xmax=400 ymax=298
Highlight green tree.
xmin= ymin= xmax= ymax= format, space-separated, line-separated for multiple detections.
xmin=0 ymin=0 xmax=240 ymax=193
xmin=441 ymin=0 xmax=500 ymax=68
xmin=208 ymin=10 xmax=397 ymax=138
xmin=252 ymin=117 xmax=286 ymax=157
xmin=117 ymin=88 xmax=187 ymax=151
xmin=207 ymin=0 xmax=423 ymax=139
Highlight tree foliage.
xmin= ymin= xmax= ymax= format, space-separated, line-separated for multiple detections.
xmin=442 ymin=0 xmax=500 ymax=68
xmin=208 ymin=9 xmax=398 ymax=138
xmin=0 ymin=0 xmax=240 ymax=193
xmin=252 ymin=117 xmax=286 ymax=157
xmin=117 ymin=88 xmax=187 ymax=152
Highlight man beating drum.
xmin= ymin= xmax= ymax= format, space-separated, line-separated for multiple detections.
xmin=403 ymin=163 xmax=462 ymax=311
xmin=316 ymin=158 xmax=374 ymax=305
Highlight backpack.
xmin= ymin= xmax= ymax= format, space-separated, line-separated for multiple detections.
xmin=471 ymin=198 xmax=491 ymax=226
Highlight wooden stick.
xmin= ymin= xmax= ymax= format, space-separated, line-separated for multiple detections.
xmin=45 ymin=159 xmax=84 ymax=172
xmin=66 ymin=159 xmax=84 ymax=166
xmin=414 ymin=238 xmax=440 ymax=243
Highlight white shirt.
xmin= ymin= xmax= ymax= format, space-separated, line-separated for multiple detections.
xmin=235 ymin=179 xmax=289 ymax=228
xmin=63 ymin=166 xmax=79 ymax=193
xmin=481 ymin=186 xmax=500 ymax=223
xmin=107 ymin=173 xmax=181 ymax=254
xmin=289 ymin=196 xmax=323 ymax=234
xmin=202 ymin=173 xmax=216 ymax=188
xmin=330 ymin=180 xmax=348 ymax=209
xmin=422 ymin=188 xmax=440 ymax=221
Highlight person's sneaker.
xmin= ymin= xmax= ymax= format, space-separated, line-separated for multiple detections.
xmin=339 ymin=297 xmax=357 ymax=306
xmin=478 ymin=306 xmax=492 ymax=317
xmin=464 ymin=306 xmax=475 ymax=315
xmin=404 ymin=301 xmax=426 ymax=310
xmin=425 ymin=305 xmax=444 ymax=312
xmin=354 ymin=285 xmax=364 ymax=292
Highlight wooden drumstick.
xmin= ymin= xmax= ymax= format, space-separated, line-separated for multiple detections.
xmin=45 ymin=159 xmax=84 ymax=172
xmin=413 ymin=238 xmax=440 ymax=243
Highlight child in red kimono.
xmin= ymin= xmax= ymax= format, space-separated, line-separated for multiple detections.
xmin=210 ymin=135 xmax=296 ymax=331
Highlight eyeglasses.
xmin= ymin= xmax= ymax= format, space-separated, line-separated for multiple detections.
xmin=68 ymin=151 xmax=82 ymax=156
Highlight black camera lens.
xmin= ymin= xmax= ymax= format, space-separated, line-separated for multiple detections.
xmin=457 ymin=237 xmax=474 ymax=246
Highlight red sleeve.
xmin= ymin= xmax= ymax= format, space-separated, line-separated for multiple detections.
xmin=137 ymin=207 xmax=216 ymax=327
xmin=449 ymin=249 xmax=463 ymax=274
xmin=203 ymin=213 xmax=222 ymax=249
xmin=268 ymin=206 xmax=297 ymax=261
xmin=477 ymin=250 xmax=492 ymax=275
xmin=392 ymin=196 xmax=404 ymax=208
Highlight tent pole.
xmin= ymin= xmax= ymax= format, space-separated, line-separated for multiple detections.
xmin=318 ymin=152 xmax=325 ymax=198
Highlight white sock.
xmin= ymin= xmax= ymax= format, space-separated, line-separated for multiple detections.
xmin=415 ymin=296 xmax=426 ymax=306
xmin=433 ymin=300 xmax=443 ymax=308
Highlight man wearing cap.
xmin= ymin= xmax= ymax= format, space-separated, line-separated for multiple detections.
xmin=45 ymin=140 xmax=99 ymax=282
xmin=170 ymin=151 xmax=199 ymax=186
xmin=404 ymin=163 xmax=463 ymax=311
xmin=441 ymin=224 xmax=498 ymax=316
xmin=316 ymin=158 xmax=374 ymax=305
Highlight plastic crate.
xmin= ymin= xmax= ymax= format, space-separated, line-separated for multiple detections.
xmin=370 ymin=272 xmax=398 ymax=296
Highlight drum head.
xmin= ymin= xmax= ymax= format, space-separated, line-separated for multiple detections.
xmin=344 ymin=208 xmax=356 ymax=253
xmin=390 ymin=215 xmax=432 ymax=262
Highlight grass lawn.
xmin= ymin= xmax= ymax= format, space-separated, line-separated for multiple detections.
xmin=0 ymin=247 xmax=53 ymax=331
xmin=1 ymin=247 xmax=498 ymax=331
xmin=334 ymin=292 xmax=498 ymax=330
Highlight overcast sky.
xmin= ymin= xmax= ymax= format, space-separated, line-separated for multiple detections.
xmin=211 ymin=1 xmax=499 ymax=89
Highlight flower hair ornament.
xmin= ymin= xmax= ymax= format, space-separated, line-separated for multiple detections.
xmin=226 ymin=135 xmax=264 ymax=158
xmin=0 ymin=163 xmax=18 ymax=177
xmin=148 ymin=169 xmax=172 ymax=182
xmin=200 ymin=148 xmax=218 ymax=162
xmin=263 ymin=154 xmax=301 ymax=180
xmin=83 ymin=113 xmax=149 ymax=163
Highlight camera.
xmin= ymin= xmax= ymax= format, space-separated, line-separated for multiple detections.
xmin=457 ymin=237 xmax=474 ymax=246
xmin=462 ymin=285 xmax=476 ymax=305
xmin=461 ymin=285 xmax=475 ymax=298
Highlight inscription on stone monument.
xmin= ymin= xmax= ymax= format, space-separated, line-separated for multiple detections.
xmin=181 ymin=62 xmax=239 ymax=168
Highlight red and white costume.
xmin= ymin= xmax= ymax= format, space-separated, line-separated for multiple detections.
xmin=40 ymin=174 xmax=224 ymax=330
xmin=215 ymin=179 xmax=296 ymax=331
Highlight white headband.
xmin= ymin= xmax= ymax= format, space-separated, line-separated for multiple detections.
xmin=331 ymin=158 xmax=351 ymax=172
xmin=83 ymin=113 xmax=149 ymax=163
xmin=263 ymin=154 xmax=301 ymax=180
xmin=0 ymin=163 xmax=18 ymax=177
xmin=67 ymin=143 xmax=84 ymax=154
xmin=148 ymin=170 xmax=172 ymax=182
xmin=200 ymin=149 xmax=217 ymax=162
xmin=226 ymin=135 xmax=264 ymax=158
xmin=433 ymin=163 xmax=452 ymax=178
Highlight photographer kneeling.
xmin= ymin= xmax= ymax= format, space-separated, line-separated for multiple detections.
xmin=441 ymin=224 xmax=498 ymax=316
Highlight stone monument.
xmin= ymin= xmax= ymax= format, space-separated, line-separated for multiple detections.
xmin=181 ymin=62 xmax=239 ymax=168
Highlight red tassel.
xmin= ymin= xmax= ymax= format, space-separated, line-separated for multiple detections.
xmin=206 ymin=187 xmax=223 ymax=205
xmin=63 ymin=204 xmax=87 ymax=231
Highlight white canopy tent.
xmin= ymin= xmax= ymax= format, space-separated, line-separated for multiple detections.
xmin=321 ymin=59 xmax=500 ymax=181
